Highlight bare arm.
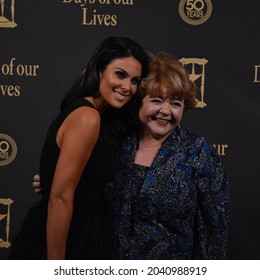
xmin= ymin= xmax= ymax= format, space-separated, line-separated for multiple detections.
xmin=47 ymin=107 xmax=100 ymax=259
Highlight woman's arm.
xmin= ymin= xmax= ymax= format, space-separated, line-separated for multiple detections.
xmin=47 ymin=107 xmax=100 ymax=259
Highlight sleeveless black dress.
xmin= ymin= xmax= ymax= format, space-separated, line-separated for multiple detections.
xmin=9 ymin=98 xmax=118 ymax=259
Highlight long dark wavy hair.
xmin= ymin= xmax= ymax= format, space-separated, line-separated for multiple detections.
xmin=60 ymin=36 xmax=148 ymax=149
xmin=60 ymin=36 xmax=148 ymax=111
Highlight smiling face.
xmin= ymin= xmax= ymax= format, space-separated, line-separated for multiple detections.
xmin=137 ymin=53 xmax=198 ymax=141
xmin=138 ymin=87 xmax=184 ymax=141
xmin=98 ymin=57 xmax=142 ymax=109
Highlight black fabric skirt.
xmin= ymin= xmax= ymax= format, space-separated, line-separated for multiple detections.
xmin=8 ymin=200 xmax=115 ymax=260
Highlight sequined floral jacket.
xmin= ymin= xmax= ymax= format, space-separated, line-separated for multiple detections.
xmin=107 ymin=126 xmax=230 ymax=260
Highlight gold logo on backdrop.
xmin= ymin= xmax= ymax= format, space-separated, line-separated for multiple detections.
xmin=0 ymin=133 xmax=17 ymax=166
xmin=179 ymin=0 xmax=212 ymax=25
xmin=0 ymin=198 xmax=13 ymax=248
xmin=0 ymin=0 xmax=17 ymax=28
xmin=63 ymin=0 xmax=135 ymax=27
xmin=253 ymin=65 xmax=260 ymax=83
xmin=179 ymin=58 xmax=208 ymax=108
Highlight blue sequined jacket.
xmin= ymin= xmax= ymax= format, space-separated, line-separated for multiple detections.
xmin=107 ymin=126 xmax=230 ymax=260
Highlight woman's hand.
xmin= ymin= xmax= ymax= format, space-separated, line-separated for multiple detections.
xmin=33 ymin=174 xmax=41 ymax=193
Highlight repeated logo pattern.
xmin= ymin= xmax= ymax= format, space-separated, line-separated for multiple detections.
xmin=179 ymin=58 xmax=208 ymax=108
xmin=0 ymin=0 xmax=17 ymax=28
xmin=0 ymin=198 xmax=13 ymax=248
xmin=0 ymin=134 xmax=17 ymax=166
xmin=179 ymin=0 xmax=212 ymax=25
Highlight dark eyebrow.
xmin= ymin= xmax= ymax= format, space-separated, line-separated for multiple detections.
xmin=114 ymin=67 xmax=128 ymax=74
xmin=115 ymin=67 xmax=141 ymax=79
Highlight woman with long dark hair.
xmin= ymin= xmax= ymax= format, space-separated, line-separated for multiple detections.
xmin=9 ymin=36 xmax=148 ymax=260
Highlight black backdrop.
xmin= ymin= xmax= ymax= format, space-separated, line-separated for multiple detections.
xmin=1 ymin=0 xmax=260 ymax=259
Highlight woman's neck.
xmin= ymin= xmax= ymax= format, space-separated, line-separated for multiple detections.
xmin=134 ymin=134 xmax=163 ymax=167
xmin=138 ymin=137 xmax=162 ymax=151
xmin=138 ymin=128 xmax=169 ymax=150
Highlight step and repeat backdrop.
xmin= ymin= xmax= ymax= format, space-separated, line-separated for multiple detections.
xmin=1 ymin=0 xmax=260 ymax=259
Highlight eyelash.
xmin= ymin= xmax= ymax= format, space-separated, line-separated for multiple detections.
xmin=171 ymin=101 xmax=183 ymax=107
xmin=131 ymin=78 xmax=141 ymax=85
xmin=150 ymin=99 xmax=184 ymax=107
xmin=115 ymin=71 xmax=126 ymax=79
xmin=151 ymin=99 xmax=162 ymax=103
xmin=115 ymin=71 xmax=140 ymax=85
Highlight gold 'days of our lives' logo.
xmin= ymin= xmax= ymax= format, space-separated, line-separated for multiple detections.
xmin=179 ymin=0 xmax=212 ymax=25
xmin=0 ymin=0 xmax=17 ymax=28
xmin=0 ymin=133 xmax=17 ymax=166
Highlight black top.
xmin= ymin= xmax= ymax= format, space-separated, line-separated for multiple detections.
xmin=9 ymin=98 xmax=118 ymax=259
xmin=40 ymin=98 xmax=118 ymax=207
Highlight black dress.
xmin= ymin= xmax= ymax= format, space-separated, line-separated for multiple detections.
xmin=9 ymin=98 xmax=118 ymax=259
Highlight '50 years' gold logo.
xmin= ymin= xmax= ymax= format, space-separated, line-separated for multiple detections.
xmin=179 ymin=0 xmax=212 ymax=25
xmin=0 ymin=133 xmax=17 ymax=166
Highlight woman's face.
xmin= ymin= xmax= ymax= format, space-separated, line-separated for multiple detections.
xmin=99 ymin=57 xmax=142 ymax=108
xmin=138 ymin=91 xmax=184 ymax=140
